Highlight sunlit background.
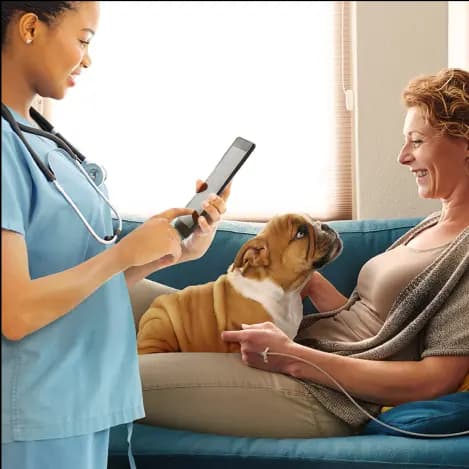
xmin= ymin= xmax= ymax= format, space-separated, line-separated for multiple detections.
xmin=50 ymin=1 xmax=339 ymax=220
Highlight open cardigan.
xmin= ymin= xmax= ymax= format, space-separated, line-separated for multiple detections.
xmin=296 ymin=212 xmax=469 ymax=427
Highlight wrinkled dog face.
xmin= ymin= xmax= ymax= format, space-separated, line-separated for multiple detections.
xmin=232 ymin=213 xmax=342 ymax=292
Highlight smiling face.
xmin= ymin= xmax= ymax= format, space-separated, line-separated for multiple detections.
xmin=20 ymin=2 xmax=100 ymax=99
xmin=398 ymin=107 xmax=469 ymax=201
xmin=232 ymin=214 xmax=343 ymax=291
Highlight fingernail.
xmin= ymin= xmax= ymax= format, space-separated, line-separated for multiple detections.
xmin=197 ymin=182 xmax=208 ymax=193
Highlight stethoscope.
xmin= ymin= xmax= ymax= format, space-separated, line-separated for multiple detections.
xmin=1 ymin=103 xmax=122 ymax=245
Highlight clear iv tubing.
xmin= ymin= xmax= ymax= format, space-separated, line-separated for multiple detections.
xmin=260 ymin=348 xmax=469 ymax=438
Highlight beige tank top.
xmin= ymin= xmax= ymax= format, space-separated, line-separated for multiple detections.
xmin=310 ymin=242 xmax=448 ymax=342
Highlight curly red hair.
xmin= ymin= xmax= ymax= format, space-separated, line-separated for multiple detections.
xmin=402 ymin=68 xmax=469 ymax=140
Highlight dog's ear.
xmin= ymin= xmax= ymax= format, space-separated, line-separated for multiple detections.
xmin=232 ymin=237 xmax=270 ymax=273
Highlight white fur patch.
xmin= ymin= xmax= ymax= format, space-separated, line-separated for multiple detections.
xmin=227 ymin=271 xmax=304 ymax=339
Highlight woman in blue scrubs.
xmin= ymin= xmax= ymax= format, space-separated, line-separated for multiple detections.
xmin=1 ymin=2 xmax=229 ymax=468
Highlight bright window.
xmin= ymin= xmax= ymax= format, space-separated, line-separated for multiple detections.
xmin=49 ymin=1 xmax=351 ymax=221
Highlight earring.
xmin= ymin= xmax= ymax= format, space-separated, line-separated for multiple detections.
xmin=25 ymin=38 xmax=32 ymax=44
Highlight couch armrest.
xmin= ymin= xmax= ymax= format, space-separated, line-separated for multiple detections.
xmin=128 ymin=279 xmax=177 ymax=328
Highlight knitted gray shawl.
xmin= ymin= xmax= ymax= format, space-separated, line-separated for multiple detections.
xmin=296 ymin=212 xmax=469 ymax=427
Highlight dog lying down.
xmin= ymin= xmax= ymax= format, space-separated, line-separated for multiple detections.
xmin=137 ymin=213 xmax=342 ymax=354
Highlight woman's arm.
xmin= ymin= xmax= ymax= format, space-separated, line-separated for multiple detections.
xmin=124 ymin=256 xmax=175 ymax=288
xmin=2 ymin=230 xmax=128 ymax=340
xmin=123 ymin=224 xmax=218 ymax=288
xmin=222 ymin=322 xmax=469 ymax=405
xmin=284 ymin=342 xmax=469 ymax=404
xmin=124 ymin=182 xmax=231 ymax=288
xmin=2 ymin=208 xmax=189 ymax=341
xmin=301 ymin=271 xmax=348 ymax=312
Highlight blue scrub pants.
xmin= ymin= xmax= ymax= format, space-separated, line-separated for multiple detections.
xmin=2 ymin=429 xmax=110 ymax=469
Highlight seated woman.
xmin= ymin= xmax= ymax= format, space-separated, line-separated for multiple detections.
xmin=133 ymin=67 xmax=469 ymax=438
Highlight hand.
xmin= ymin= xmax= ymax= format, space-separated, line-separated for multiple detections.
xmin=221 ymin=322 xmax=298 ymax=374
xmin=116 ymin=207 xmax=193 ymax=268
xmin=300 ymin=271 xmax=348 ymax=312
xmin=181 ymin=179 xmax=231 ymax=261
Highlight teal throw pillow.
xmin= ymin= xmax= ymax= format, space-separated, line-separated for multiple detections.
xmin=362 ymin=392 xmax=469 ymax=437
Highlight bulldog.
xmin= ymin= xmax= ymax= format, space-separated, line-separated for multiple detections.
xmin=137 ymin=213 xmax=342 ymax=354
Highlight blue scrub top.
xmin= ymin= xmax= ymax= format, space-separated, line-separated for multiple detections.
xmin=1 ymin=108 xmax=144 ymax=443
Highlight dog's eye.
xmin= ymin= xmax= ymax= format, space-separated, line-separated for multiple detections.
xmin=295 ymin=224 xmax=308 ymax=240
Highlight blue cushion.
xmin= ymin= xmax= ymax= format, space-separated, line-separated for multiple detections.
xmin=362 ymin=392 xmax=469 ymax=437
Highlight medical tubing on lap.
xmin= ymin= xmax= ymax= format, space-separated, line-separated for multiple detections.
xmin=261 ymin=349 xmax=469 ymax=438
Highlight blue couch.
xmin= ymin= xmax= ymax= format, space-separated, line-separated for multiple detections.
xmin=108 ymin=216 xmax=469 ymax=469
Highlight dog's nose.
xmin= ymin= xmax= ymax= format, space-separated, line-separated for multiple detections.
xmin=320 ymin=223 xmax=330 ymax=232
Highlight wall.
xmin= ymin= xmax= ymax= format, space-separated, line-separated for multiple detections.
xmin=353 ymin=2 xmax=447 ymax=220
xmin=448 ymin=1 xmax=469 ymax=69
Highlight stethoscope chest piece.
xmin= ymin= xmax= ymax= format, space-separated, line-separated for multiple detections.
xmin=83 ymin=162 xmax=107 ymax=186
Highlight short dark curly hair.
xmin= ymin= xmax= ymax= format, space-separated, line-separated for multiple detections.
xmin=402 ymin=68 xmax=469 ymax=140
xmin=1 ymin=1 xmax=77 ymax=47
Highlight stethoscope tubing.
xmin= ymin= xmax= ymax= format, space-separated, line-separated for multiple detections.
xmin=54 ymin=159 xmax=122 ymax=245
xmin=1 ymin=103 xmax=122 ymax=245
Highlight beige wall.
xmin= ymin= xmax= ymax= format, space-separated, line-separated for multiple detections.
xmin=352 ymin=1 xmax=447 ymax=220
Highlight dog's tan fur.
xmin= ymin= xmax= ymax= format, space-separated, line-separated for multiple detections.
xmin=137 ymin=213 xmax=342 ymax=354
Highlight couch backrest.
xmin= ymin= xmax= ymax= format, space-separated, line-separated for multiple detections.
xmin=120 ymin=216 xmax=422 ymax=312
